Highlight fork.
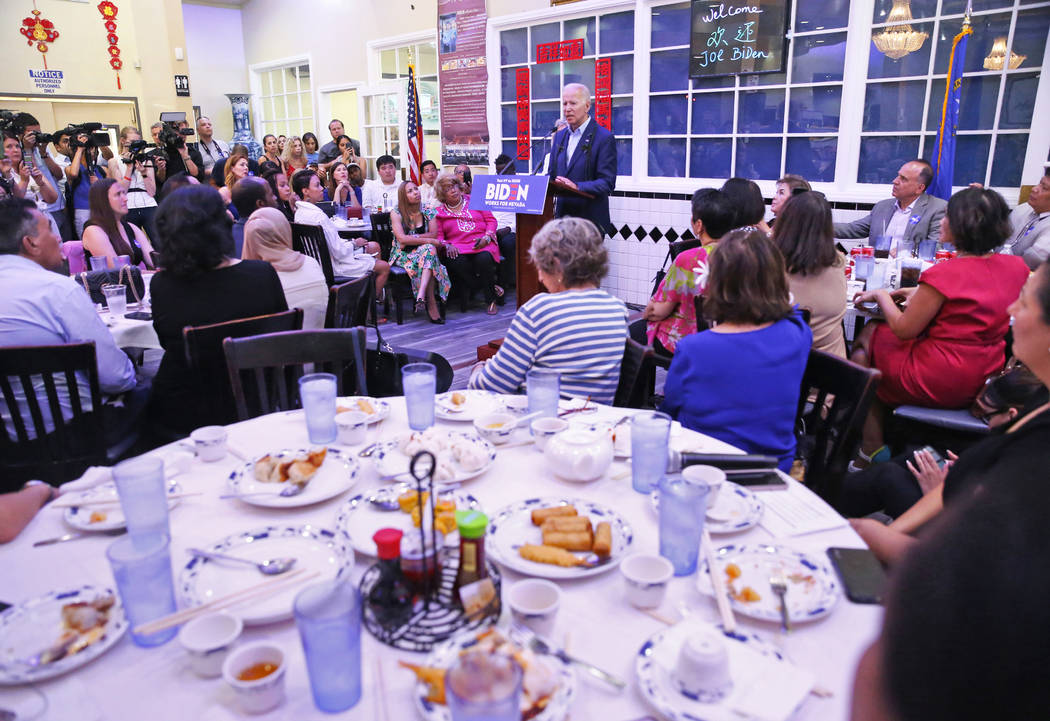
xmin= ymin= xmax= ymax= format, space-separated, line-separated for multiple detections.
xmin=769 ymin=574 xmax=791 ymax=632
xmin=510 ymin=623 xmax=625 ymax=689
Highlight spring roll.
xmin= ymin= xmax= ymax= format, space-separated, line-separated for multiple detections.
xmin=593 ymin=522 xmax=612 ymax=558
xmin=519 ymin=544 xmax=585 ymax=567
xmin=540 ymin=516 xmax=593 ymax=533
xmin=530 ymin=505 xmax=578 ymax=526
xmin=542 ymin=529 xmax=594 ymax=551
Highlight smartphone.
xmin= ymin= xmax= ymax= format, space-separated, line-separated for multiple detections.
xmin=124 ymin=311 xmax=152 ymax=321
xmin=917 ymin=445 xmax=946 ymax=468
xmin=726 ymin=470 xmax=788 ymax=491
xmin=827 ymin=547 xmax=888 ymax=604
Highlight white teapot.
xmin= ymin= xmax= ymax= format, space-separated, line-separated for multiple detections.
xmin=544 ymin=427 xmax=614 ymax=482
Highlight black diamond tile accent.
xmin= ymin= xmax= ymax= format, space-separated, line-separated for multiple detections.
xmin=650 ymin=228 xmax=664 ymax=242
xmin=681 ymin=229 xmax=695 ymax=240
xmin=619 ymin=224 xmax=631 ymax=239
xmin=633 ymin=226 xmax=647 ymax=241
xmin=665 ymin=228 xmax=680 ymax=242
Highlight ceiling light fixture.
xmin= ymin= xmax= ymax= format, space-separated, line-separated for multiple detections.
xmin=983 ymin=36 xmax=1026 ymax=70
xmin=872 ymin=0 xmax=929 ymax=60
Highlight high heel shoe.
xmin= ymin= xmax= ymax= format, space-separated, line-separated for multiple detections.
xmin=486 ymin=302 xmax=499 ymax=315
xmin=414 ymin=298 xmax=426 ymax=315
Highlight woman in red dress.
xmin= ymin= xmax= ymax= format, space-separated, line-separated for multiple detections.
xmin=851 ymin=187 xmax=1029 ymax=461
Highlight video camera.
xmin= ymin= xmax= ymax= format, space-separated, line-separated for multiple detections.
xmin=64 ymin=123 xmax=111 ymax=150
xmin=127 ymin=138 xmax=165 ymax=165
xmin=157 ymin=111 xmax=194 ymax=151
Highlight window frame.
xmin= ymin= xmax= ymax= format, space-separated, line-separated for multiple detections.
xmin=248 ymin=55 xmax=316 ymax=141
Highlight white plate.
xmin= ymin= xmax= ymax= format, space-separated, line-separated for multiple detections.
xmin=337 ymin=396 xmax=390 ymax=425
xmin=63 ymin=481 xmax=182 ymax=532
xmin=649 ymin=482 xmax=764 ymax=534
xmin=0 ymin=586 xmax=127 ymax=685
xmin=179 ymin=525 xmax=354 ymax=625
xmin=487 ymin=497 xmax=633 ymax=579
xmin=413 ymin=628 xmax=576 ymax=721
xmin=334 ymin=483 xmax=480 ymax=557
xmin=373 ymin=432 xmax=495 ymax=485
xmin=435 ymin=390 xmax=504 ymax=421
xmin=697 ymin=544 xmax=841 ymax=624
xmin=227 ymin=447 xmax=359 ymax=508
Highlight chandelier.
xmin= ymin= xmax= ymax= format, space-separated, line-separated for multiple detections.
xmin=872 ymin=0 xmax=929 ymax=60
xmin=983 ymin=36 xmax=1026 ymax=70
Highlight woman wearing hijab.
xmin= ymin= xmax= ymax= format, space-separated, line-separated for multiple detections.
xmin=242 ymin=207 xmax=329 ymax=329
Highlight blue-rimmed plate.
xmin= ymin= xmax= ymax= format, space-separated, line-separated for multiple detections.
xmin=227 ymin=447 xmax=359 ymax=508
xmin=64 ymin=481 xmax=182 ymax=532
xmin=373 ymin=432 xmax=495 ymax=484
xmin=0 ymin=585 xmax=127 ymax=685
xmin=413 ymin=627 xmax=576 ymax=721
xmin=435 ymin=389 xmax=505 ymax=421
xmin=649 ymin=481 xmax=764 ymax=534
xmin=487 ymin=497 xmax=633 ymax=579
xmin=179 ymin=525 xmax=354 ymax=625
xmin=697 ymin=544 xmax=841 ymax=624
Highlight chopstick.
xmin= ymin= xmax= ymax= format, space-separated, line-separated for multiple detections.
xmin=557 ymin=395 xmax=592 ymax=417
xmin=132 ymin=567 xmax=319 ymax=636
xmin=50 ymin=492 xmax=203 ymax=509
xmin=375 ymin=658 xmax=391 ymax=721
xmin=703 ymin=528 xmax=736 ymax=634
xmin=496 ymin=438 xmax=535 ymax=450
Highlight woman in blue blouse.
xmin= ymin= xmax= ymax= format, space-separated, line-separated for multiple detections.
xmin=662 ymin=228 xmax=811 ymax=471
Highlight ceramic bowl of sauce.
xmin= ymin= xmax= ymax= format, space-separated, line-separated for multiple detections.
xmin=473 ymin=412 xmax=518 ymax=445
xmin=222 ymin=642 xmax=286 ymax=714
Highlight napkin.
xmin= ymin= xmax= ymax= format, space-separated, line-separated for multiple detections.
xmin=57 ymin=465 xmax=113 ymax=494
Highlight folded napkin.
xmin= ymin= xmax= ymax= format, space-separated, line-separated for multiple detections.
xmin=58 ymin=465 xmax=113 ymax=495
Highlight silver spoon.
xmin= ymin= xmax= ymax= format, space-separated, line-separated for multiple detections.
xmin=511 ymin=624 xmax=625 ymax=689
xmin=220 ymin=483 xmax=305 ymax=500
xmin=358 ymin=442 xmax=381 ymax=458
xmin=188 ymin=548 xmax=297 ymax=575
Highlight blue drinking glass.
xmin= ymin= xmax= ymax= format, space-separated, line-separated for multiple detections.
xmin=658 ymin=475 xmax=710 ymax=576
xmin=526 ymin=369 xmax=560 ymax=418
xmin=402 ymin=363 xmax=436 ymax=431
xmin=106 ymin=533 xmax=178 ymax=647
xmin=446 ymin=652 xmax=522 ymax=721
xmin=294 ymin=580 xmax=362 ymax=712
xmin=112 ymin=456 xmax=169 ymax=542
xmin=631 ymin=411 xmax=671 ymax=493
xmin=298 ymin=372 xmax=338 ymax=444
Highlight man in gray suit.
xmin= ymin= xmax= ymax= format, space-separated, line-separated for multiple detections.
xmin=834 ymin=159 xmax=947 ymax=254
xmin=1005 ymin=169 xmax=1050 ymax=270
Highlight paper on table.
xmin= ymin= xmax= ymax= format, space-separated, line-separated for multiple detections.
xmin=758 ymin=485 xmax=848 ymax=537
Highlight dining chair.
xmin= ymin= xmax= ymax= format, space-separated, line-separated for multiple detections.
xmin=613 ymin=339 xmax=656 ymax=409
xmin=222 ymin=328 xmax=369 ymax=420
xmin=325 ymin=273 xmax=375 ymax=329
xmin=369 ymin=211 xmax=415 ymax=325
xmin=291 ymin=222 xmax=338 ymax=287
xmin=794 ymin=349 xmax=881 ymax=506
xmin=0 ymin=342 xmax=105 ymax=489
xmin=63 ymin=241 xmax=86 ymax=275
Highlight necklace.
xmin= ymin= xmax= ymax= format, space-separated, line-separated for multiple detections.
xmin=444 ymin=199 xmax=475 ymax=233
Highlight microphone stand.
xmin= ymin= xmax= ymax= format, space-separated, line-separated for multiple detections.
xmin=530 ymin=125 xmax=561 ymax=175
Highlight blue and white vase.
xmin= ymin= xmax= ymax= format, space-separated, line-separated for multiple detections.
xmin=225 ymin=93 xmax=263 ymax=161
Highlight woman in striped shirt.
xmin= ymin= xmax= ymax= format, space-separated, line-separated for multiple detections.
xmin=469 ymin=217 xmax=628 ymax=404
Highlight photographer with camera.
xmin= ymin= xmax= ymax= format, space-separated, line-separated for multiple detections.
xmin=8 ymin=112 xmax=70 ymax=239
xmin=152 ymin=114 xmax=202 ymax=184
xmin=107 ymin=125 xmax=158 ymax=238
xmin=59 ymin=124 xmax=110 ymax=238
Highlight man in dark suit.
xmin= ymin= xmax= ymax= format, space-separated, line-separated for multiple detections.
xmin=834 ymin=159 xmax=947 ymax=254
xmin=548 ymin=83 xmax=617 ymax=236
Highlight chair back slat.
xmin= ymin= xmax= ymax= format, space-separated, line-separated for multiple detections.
xmin=369 ymin=212 xmax=395 ymax=262
xmin=614 ymin=339 xmax=656 ymax=409
xmin=326 ymin=274 xmax=374 ymax=329
xmin=292 ymin=222 xmax=336 ymax=287
xmin=669 ymin=238 xmax=701 ymax=261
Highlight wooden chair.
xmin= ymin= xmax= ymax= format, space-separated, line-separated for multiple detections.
xmin=223 ymin=329 xmax=369 ymax=420
xmin=614 ymin=339 xmax=656 ymax=409
xmin=291 ymin=222 xmax=338 ymax=287
xmin=181 ymin=309 xmax=303 ymax=429
xmin=794 ymin=349 xmax=882 ymax=506
xmin=370 ymin=212 xmax=415 ymax=325
xmin=326 ymin=273 xmax=375 ymax=329
xmin=0 ymin=342 xmax=105 ymax=488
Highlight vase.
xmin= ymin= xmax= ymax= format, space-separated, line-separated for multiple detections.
xmin=225 ymin=93 xmax=263 ymax=161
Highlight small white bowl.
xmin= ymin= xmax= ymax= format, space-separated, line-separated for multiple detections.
xmin=682 ymin=465 xmax=727 ymax=507
xmin=675 ymin=629 xmax=732 ymax=701
xmin=530 ymin=417 xmax=568 ymax=450
xmin=335 ymin=411 xmax=369 ymax=445
xmin=506 ymin=579 xmax=561 ymax=638
xmin=473 ymin=412 xmax=518 ymax=445
xmin=222 ymin=642 xmax=286 ymax=714
xmin=620 ymin=553 xmax=674 ymax=609
xmin=178 ymin=611 xmax=242 ymax=678
xmin=190 ymin=425 xmax=227 ymax=462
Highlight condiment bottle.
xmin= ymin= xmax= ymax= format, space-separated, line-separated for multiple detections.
xmin=368 ymin=528 xmax=414 ymax=627
xmin=452 ymin=510 xmax=488 ymax=601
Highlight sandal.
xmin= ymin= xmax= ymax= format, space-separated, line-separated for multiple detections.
xmin=414 ymin=298 xmax=426 ymax=315
xmin=486 ymin=302 xmax=499 ymax=315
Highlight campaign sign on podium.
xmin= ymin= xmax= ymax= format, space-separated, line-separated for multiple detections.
xmin=469 ymin=174 xmax=549 ymax=215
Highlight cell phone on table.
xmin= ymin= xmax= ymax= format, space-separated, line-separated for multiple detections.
xmin=827 ymin=547 xmax=888 ymax=604
xmin=725 ymin=470 xmax=788 ymax=491
xmin=917 ymin=445 xmax=946 ymax=468
xmin=124 ymin=311 xmax=152 ymax=321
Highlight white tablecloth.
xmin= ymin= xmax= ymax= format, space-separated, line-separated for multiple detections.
xmin=104 ymin=310 xmax=161 ymax=350
xmin=0 ymin=400 xmax=881 ymax=721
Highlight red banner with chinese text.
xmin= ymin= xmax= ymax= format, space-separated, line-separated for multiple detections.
xmin=595 ymin=58 xmax=612 ymax=132
xmin=516 ymin=68 xmax=531 ymax=165
xmin=536 ymin=39 xmax=584 ymax=64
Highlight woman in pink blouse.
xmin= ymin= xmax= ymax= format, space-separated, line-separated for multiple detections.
xmin=432 ymin=172 xmax=503 ymax=314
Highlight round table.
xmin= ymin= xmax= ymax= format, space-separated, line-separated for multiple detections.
xmin=0 ymin=398 xmax=881 ymax=720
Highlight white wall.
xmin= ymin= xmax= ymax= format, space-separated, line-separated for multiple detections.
xmin=182 ymin=2 xmax=249 ymax=141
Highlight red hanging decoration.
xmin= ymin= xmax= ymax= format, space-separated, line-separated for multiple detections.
xmin=19 ymin=2 xmax=59 ymax=70
xmin=97 ymin=1 xmax=121 ymax=89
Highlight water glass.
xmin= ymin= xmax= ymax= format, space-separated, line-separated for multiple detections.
xmin=446 ymin=652 xmax=522 ymax=721
xmin=867 ymin=259 xmax=890 ymax=290
xmin=631 ymin=412 xmax=672 ymax=493
xmin=294 ymin=580 xmax=362 ymax=712
xmin=298 ymin=373 xmax=338 ymax=444
xmin=89 ymin=255 xmax=109 ymax=271
xmin=896 ymin=238 xmax=915 ymax=258
xmin=112 ymin=456 xmax=169 ymax=542
xmin=526 ymin=369 xmax=560 ymax=419
xmin=402 ymin=362 xmax=437 ymax=430
xmin=658 ymin=475 xmax=710 ymax=576
xmin=106 ymin=533 xmax=178 ymax=647
xmin=114 ymin=254 xmax=132 ymax=269
xmin=899 ymin=255 xmax=923 ymax=288
xmin=917 ymin=239 xmax=937 ymax=262
xmin=102 ymin=284 xmax=127 ymax=317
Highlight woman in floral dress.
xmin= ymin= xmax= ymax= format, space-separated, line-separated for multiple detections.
xmin=390 ymin=181 xmax=451 ymax=324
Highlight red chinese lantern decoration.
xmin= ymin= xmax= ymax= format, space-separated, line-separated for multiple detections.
xmin=97 ymin=1 xmax=122 ymax=89
xmin=19 ymin=2 xmax=59 ymax=70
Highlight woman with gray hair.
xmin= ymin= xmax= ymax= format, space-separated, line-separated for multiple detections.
xmin=468 ymin=217 xmax=628 ymax=403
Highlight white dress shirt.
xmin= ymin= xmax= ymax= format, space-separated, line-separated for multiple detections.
xmin=362 ymin=179 xmax=402 ymax=210
xmin=566 ymin=116 xmax=591 ymax=165
xmin=293 ymin=201 xmax=375 ymax=278
xmin=419 ymin=182 xmax=436 ymax=209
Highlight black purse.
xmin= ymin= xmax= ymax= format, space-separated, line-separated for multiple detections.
xmin=365 ymin=326 xmax=453 ymax=398
xmin=77 ymin=265 xmax=145 ymax=306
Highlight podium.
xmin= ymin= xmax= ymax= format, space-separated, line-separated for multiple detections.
xmin=515 ymin=179 xmax=594 ymax=307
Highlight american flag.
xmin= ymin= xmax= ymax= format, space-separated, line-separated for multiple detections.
xmin=406 ymin=64 xmax=425 ymax=185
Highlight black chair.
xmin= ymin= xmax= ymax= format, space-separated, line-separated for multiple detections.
xmin=223 ymin=329 xmax=369 ymax=420
xmin=370 ymin=212 xmax=415 ymax=325
xmin=326 ymin=273 xmax=375 ymax=329
xmin=794 ymin=349 xmax=882 ymax=505
xmin=292 ymin=222 xmax=338 ymax=287
xmin=669 ymin=238 xmax=702 ymax=261
xmin=614 ymin=339 xmax=656 ymax=409
xmin=0 ymin=342 xmax=105 ymax=488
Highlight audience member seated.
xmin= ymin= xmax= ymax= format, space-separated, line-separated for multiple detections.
xmin=258 ymin=134 xmax=284 ymax=175
xmin=834 ymin=159 xmax=946 ymax=253
xmin=839 ymin=365 xmax=1047 ymax=521
xmin=1004 ymin=167 xmax=1050 ymax=269
xmin=0 ymin=481 xmax=57 ymax=542
xmin=230 ymin=177 xmax=277 ymax=258
xmin=849 ymin=261 xmax=1050 ymax=566
xmin=107 ymin=126 xmax=158 ymax=237
xmin=0 ymin=197 xmax=139 ymax=452
xmin=362 ymin=154 xmax=403 ymax=210
xmin=432 ymin=172 xmax=502 ymax=314
xmin=292 ymin=169 xmax=389 ymax=292
xmin=327 ymin=162 xmax=362 ymax=209
xmin=662 ymin=229 xmax=812 ymax=472
xmin=210 ymin=144 xmax=258 ymax=190
xmin=770 ymin=173 xmax=811 ymax=224
xmin=282 ymin=135 xmax=309 ymax=177
xmin=419 ymin=159 xmax=438 ymax=208
xmin=148 ymin=186 xmax=288 ymax=435
xmin=721 ymin=177 xmax=769 ymax=233
xmin=263 ymin=167 xmax=295 ymax=222
xmin=391 ymin=181 xmax=450 ymax=324
xmin=643 ymin=188 xmax=734 ymax=356
xmin=772 ymin=190 xmax=847 ymax=357
xmin=157 ymin=171 xmax=199 ymax=202
xmin=851 ymin=188 xmax=1029 ymax=462
xmin=243 ymin=207 xmax=328 ymax=330
xmin=219 ymin=154 xmax=252 ymax=207
xmin=454 ymin=164 xmax=473 ymax=195
xmin=469 ymin=217 xmax=627 ymax=403
xmin=82 ymin=179 xmax=156 ymax=270
xmin=303 ymin=132 xmax=320 ymax=165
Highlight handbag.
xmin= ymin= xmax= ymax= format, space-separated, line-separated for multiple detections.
xmin=365 ymin=325 xmax=452 ymax=398
xmin=77 ymin=265 xmax=145 ymax=306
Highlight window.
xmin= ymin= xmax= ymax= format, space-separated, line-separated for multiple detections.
xmin=498 ymin=9 xmax=635 ymax=174
xmin=256 ymin=63 xmax=314 ymax=138
xmin=377 ymin=41 xmax=441 ymax=170
xmin=648 ymin=0 xmax=849 ymax=181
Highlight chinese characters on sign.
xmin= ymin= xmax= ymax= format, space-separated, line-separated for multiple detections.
xmin=516 ymin=68 xmax=530 ymax=165
xmin=594 ymin=58 xmax=611 ymax=132
xmin=689 ymin=0 xmax=788 ymax=78
xmin=535 ymin=39 xmax=584 ymax=64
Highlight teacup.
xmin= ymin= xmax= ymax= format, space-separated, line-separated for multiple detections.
xmin=335 ymin=411 xmax=369 ymax=445
xmin=620 ymin=553 xmax=673 ymax=609
xmin=674 ymin=629 xmax=732 ymax=702
xmin=190 ymin=425 xmax=227 ymax=462
xmin=506 ymin=579 xmax=561 ymax=638
xmin=178 ymin=611 xmax=242 ymax=678
xmin=222 ymin=642 xmax=286 ymax=714
xmin=530 ymin=417 xmax=568 ymax=450
xmin=473 ymin=412 xmax=518 ymax=445
xmin=682 ymin=465 xmax=726 ymax=508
